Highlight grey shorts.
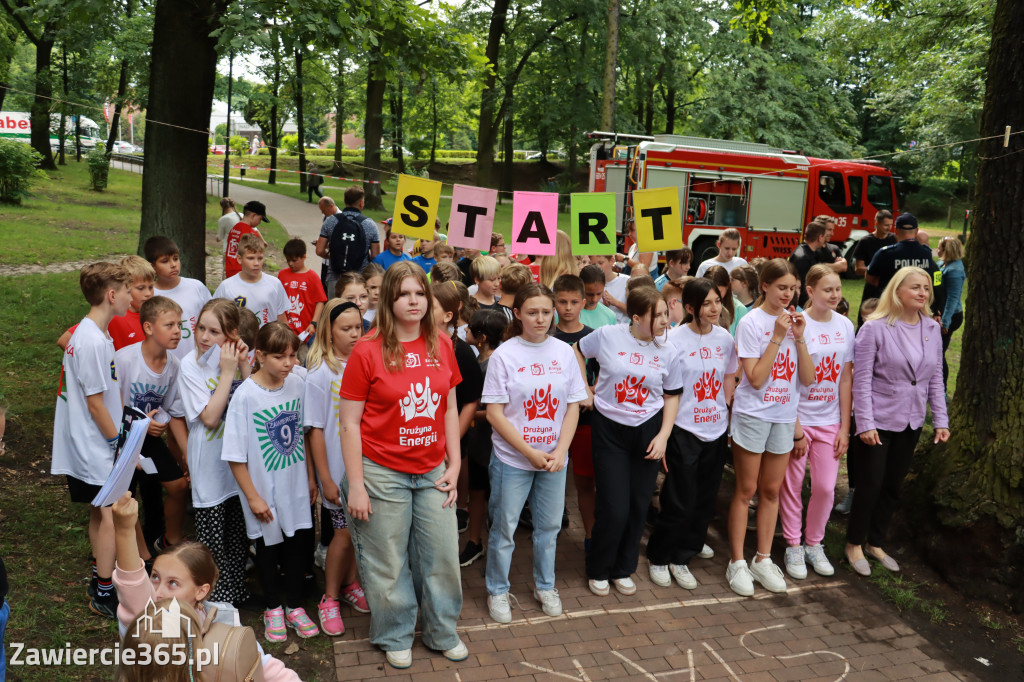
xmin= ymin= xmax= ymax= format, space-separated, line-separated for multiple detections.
xmin=730 ymin=412 xmax=796 ymax=455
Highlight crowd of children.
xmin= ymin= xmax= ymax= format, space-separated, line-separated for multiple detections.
xmin=50 ymin=206 xmax=950 ymax=675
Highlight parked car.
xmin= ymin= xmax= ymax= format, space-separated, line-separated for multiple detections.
xmin=112 ymin=141 xmax=140 ymax=154
xmin=210 ymin=145 xmax=227 ymax=155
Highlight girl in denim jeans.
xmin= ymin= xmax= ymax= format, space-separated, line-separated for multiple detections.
xmin=480 ymin=283 xmax=586 ymax=623
xmin=339 ymin=262 xmax=468 ymax=670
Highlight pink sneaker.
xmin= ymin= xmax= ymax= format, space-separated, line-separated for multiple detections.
xmin=285 ymin=607 xmax=320 ymax=638
xmin=317 ymin=596 xmax=345 ymax=636
xmin=263 ymin=607 xmax=287 ymax=642
xmin=340 ymin=582 xmax=370 ymax=614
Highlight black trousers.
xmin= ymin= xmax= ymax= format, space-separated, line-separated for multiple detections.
xmin=846 ymin=426 xmax=922 ymax=547
xmin=307 ymin=184 xmax=324 ymax=202
xmin=646 ymin=428 xmax=727 ymax=567
xmin=941 ymin=310 xmax=963 ymax=388
xmin=586 ymin=410 xmax=663 ymax=580
xmin=256 ymin=528 xmax=314 ymax=609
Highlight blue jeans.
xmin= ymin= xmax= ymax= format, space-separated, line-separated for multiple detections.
xmin=485 ymin=456 xmax=566 ymax=596
xmin=342 ymin=458 xmax=462 ymax=651
xmin=0 ymin=599 xmax=8 ymax=680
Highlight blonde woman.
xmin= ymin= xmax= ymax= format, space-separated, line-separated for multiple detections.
xmin=937 ymin=237 xmax=965 ymax=387
xmin=539 ymin=230 xmax=576 ymax=288
xmin=845 ymin=267 xmax=949 ymax=576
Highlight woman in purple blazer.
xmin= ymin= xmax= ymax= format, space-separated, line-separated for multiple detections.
xmin=845 ymin=267 xmax=950 ymax=576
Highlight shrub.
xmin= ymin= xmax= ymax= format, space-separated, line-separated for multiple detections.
xmin=281 ymin=133 xmax=299 ymax=154
xmin=228 ymin=135 xmax=248 ymax=156
xmin=0 ymin=139 xmax=45 ymax=204
xmin=87 ymin=144 xmax=109 ymax=190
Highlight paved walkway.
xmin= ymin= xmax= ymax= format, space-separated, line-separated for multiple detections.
xmin=331 ymin=485 xmax=973 ymax=682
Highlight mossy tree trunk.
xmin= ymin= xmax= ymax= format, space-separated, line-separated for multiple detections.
xmin=915 ymin=0 xmax=1024 ymax=612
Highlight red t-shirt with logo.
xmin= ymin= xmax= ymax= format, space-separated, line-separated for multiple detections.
xmin=65 ymin=310 xmax=143 ymax=352
xmin=340 ymin=332 xmax=461 ymax=474
xmin=577 ymin=323 xmax=683 ymax=427
xmin=277 ymin=269 xmax=328 ymax=334
xmin=733 ymin=307 xmax=802 ymax=423
xmin=224 ymin=222 xmax=260 ymax=278
xmin=667 ymin=323 xmax=739 ymax=441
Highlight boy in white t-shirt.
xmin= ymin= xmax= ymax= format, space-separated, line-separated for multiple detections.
xmin=114 ymin=296 xmax=190 ymax=560
xmin=695 ymin=228 xmax=748 ymax=277
xmin=213 ymin=233 xmax=289 ymax=327
xmin=589 ymin=254 xmax=630 ymax=324
xmin=51 ymin=262 xmax=133 ymax=619
xmin=145 ymin=235 xmax=212 ymax=360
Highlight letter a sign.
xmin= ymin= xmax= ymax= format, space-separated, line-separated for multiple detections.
xmin=392 ymin=174 xmax=442 ymax=241
xmin=512 ymin=191 xmax=558 ymax=256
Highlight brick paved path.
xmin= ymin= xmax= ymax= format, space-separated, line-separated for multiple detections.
xmin=333 ymin=497 xmax=972 ymax=682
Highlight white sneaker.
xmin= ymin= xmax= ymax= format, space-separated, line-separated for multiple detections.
xmin=612 ymin=577 xmax=636 ymax=595
xmin=443 ymin=639 xmax=469 ymax=661
xmin=726 ymin=560 xmax=754 ymax=597
xmin=669 ymin=564 xmax=698 ymax=590
xmin=313 ymin=543 xmax=328 ymax=571
xmin=534 ymin=588 xmax=562 ymax=617
xmin=805 ymin=544 xmax=835 ymax=576
xmin=698 ymin=544 xmax=714 ymax=559
xmin=750 ymin=557 xmax=788 ymax=593
xmin=785 ymin=545 xmax=807 ymax=580
xmin=386 ymin=649 xmax=413 ymax=669
xmin=649 ymin=564 xmax=671 ymax=587
xmin=487 ymin=593 xmax=512 ymax=623
xmin=588 ymin=579 xmax=609 ymax=596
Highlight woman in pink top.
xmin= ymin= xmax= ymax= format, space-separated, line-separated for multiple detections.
xmin=846 ymin=267 xmax=949 ymax=575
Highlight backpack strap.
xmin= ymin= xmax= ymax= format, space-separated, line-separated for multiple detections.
xmin=201 ymin=605 xmax=218 ymax=636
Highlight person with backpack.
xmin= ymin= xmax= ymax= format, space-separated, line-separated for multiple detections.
xmin=315 ymin=188 xmax=380 ymax=299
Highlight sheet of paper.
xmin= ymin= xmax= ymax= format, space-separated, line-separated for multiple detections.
xmin=138 ymin=456 xmax=158 ymax=475
xmin=91 ymin=406 xmax=152 ymax=507
xmin=260 ymin=506 xmax=284 ymax=546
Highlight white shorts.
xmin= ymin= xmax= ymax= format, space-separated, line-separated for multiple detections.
xmin=730 ymin=412 xmax=796 ymax=455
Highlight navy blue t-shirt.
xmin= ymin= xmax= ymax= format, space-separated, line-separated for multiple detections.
xmin=867 ymin=239 xmax=946 ymax=314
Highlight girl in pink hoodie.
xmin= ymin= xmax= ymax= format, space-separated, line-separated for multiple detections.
xmin=111 ymin=492 xmax=300 ymax=681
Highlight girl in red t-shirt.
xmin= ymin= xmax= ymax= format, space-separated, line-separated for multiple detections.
xmin=339 ymin=261 xmax=467 ymax=670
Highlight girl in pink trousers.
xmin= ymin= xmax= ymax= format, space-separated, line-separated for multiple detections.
xmin=779 ymin=265 xmax=854 ymax=579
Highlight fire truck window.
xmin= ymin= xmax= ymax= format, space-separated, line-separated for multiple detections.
xmin=868 ymin=174 xmax=894 ymax=210
xmin=818 ymin=172 xmax=846 ymax=210
xmin=848 ymin=175 xmax=863 ymax=209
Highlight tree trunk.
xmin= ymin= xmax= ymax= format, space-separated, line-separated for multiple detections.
xmin=665 ymin=85 xmax=676 ymax=134
xmin=913 ymin=0 xmax=1024 ymax=613
xmin=500 ymin=89 xmax=513 ymax=195
xmin=268 ymin=44 xmax=280 ymax=185
xmin=31 ymin=34 xmax=56 ymax=169
xmin=430 ymin=78 xmax=437 ymax=164
xmin=295 ymin=47 xmax=307 ymax=194
xmin=362 ymin=44 xmax=386 ymax=211
xmin=105 ymin=0 xmax=132 ymax=157
xmin=334 ymin=54 xmax=344 ymax=164
xmin=138 ymin=0 xmax=226 ymax=282
xmin=475 ymin=0 xmax=511 ymax=189
xmin=599 ymin=0 xmax=620 ymax=131
xmin=58 ymin=45 xmax=67 ymax=165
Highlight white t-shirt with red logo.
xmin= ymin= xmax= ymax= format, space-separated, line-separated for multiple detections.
xmin=578 ymin=323 xmax=683 ymax=427
xmin=156 ymin=277 xmax=212 ymax=361
xmin=797 ymin=312 xmax=855 ymax=426
xmin=733 ymin=307 xmax=802 ymax=423
xmin=340 ymin=333 xmax=462 ymax=474
xmin=481 ymin=336 xmax=588 ymax=471
xmin=213 ymin=273 xmax=289 ymax=327
xmin=667 ymin=324 xmax=739 ymax=441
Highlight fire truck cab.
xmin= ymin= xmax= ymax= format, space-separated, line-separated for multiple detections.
xmin=588 ymin=133 xmax=900 ymax=266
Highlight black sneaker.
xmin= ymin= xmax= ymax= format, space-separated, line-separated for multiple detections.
xmin=87 ymin=577 xmax=97 ymax=600
xmin=153 ymin=535 xmax=174 ymax=554
xmin=561 ymin=507 xmax=570 ymax=530
xmin=90 ymin=594 xmax=119 ymax=620
xmin=456 ymin=508 xmax=469 ymax=534
xmin=459 ymin=541 xmax=485 ymax=568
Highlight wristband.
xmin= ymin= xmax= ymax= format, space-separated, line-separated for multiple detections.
xmin=795 ymin=338 xmax=806 ymax=345
xmin=768 ymin=339 xmax=782 ymax=346
xmin=107 ymin=435 xmax=119 ymax=453
xmin=794 ymin=434 xmax=806 ymax=442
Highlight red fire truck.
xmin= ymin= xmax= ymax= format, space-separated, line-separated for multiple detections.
xmin=587 ymin=132 xmax=902 ymax=265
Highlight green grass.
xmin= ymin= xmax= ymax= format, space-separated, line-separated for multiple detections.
xmin=0 ymin=162 xmax=146 ymax=266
